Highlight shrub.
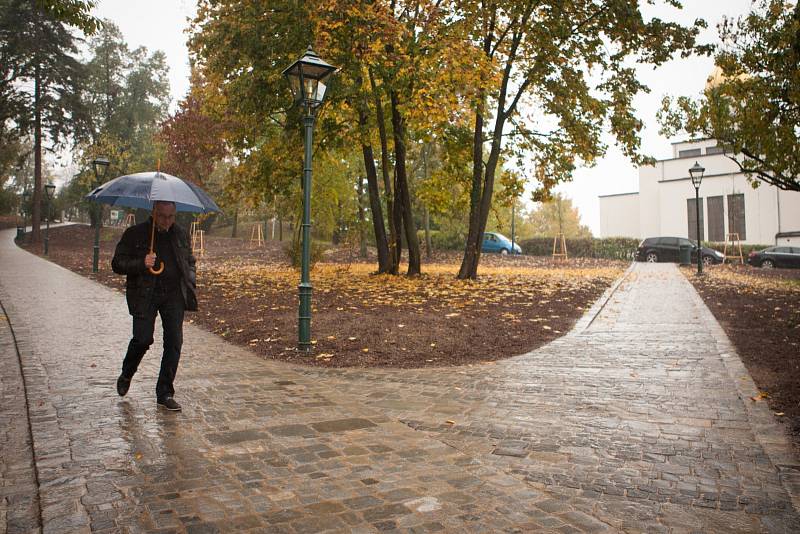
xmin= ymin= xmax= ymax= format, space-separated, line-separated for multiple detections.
xmin=418 ymin=229 xmax=466 ymax=251
xmin=518 ymin=237 xmax=639 ymax=260
xmin=704 ymin=241 xmax=771 ymax=259
xmin=285 ymin=239 xmax=327 ymax=269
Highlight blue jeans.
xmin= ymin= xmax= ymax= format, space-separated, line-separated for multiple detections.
xmin=121 ymin=287 xmax=185 ymax=401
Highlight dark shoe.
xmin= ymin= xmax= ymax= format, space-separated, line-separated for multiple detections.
xmin=116 ymin=375 xmax=131 ymax=397
xmin=157 ymin=397 xmax=182 ymax=411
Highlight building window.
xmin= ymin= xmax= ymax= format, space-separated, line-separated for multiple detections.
xmin=706 ymin=145 xmax=725 ymax=155
xmin=727 ymin=193 xmax=746 ymax=240
xmin=687 ymin=198 xmax=704 ymax=242
xmin=679 ymin=148 xmax=702 ymax=158
xmin=707 ymin=196 xmax=724 ymax=242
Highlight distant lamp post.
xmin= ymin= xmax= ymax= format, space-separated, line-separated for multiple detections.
xmin=689 ymin=161 xmax=705 ymax=275
xmin=511 ymin=199 xmax=516 ymax=253
xmin=91 ymin=156 xmax=110 ymax=272
xmin=282 ymin=46 xmax=337 ymax=351
xmin=19 ymin=190 xmax=31 ymax=240
xmin=43 ymin=182 xmax=56 ymax=255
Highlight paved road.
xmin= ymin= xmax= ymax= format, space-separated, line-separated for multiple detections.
xmin=1 ymin=228 xmax=799 ymax=533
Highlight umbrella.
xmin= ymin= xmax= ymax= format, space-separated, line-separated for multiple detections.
xmin=85 ymin=171 xmax=221 ymax=275
xmin=85 ymin=171 xmax=221 ymax=213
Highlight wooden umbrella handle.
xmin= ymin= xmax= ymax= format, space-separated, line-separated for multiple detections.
xmin=148 ymin=210 xmax=164 ymax=275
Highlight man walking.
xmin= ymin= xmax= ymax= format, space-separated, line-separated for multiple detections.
xmin=111 ymin=201 xmax=197 ymax=411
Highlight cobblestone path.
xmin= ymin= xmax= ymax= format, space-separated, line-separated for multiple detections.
xmin=1 ymin=229 xmax=799 ymax=533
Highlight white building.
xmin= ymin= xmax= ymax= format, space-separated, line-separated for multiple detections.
xmin=599 ymin=139 xmax=800 ymax=246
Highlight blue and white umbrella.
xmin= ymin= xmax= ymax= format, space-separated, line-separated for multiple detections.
xmin=85 ymin=171 xmax=220 ymax=275
xmin=85 ymin=171 xmax=221 ymax=214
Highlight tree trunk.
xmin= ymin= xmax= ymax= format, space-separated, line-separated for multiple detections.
xmin=458 ymin=104 xmax=486 ymax=279
xmin=390 ymin=90 xmax=420 ymax=276
xmin=231 ymin=207 xmax=238 ymax=238
xmin=423 ymin=207 xmax=432 ymax=258
xmin=32 ymin=64 xmax=42 ymax=243
xmin=421 ymin=145 xmax=432 ymax=258
xmin=356 ymin=78 xmax=391 ymax=272
xmin=361 ymin=144 xmax=391 ymax=267
xmin=370 ymin=69 xmax=399 ymax=274
xmin=357 ymin=174 xmax=367 ymax=258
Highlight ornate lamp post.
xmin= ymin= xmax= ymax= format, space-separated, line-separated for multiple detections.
xmin=282 ymin=47 xmax=337 ymax=350
xmin=689 ymin=161 xmax=705 ymax=275
xmin=43 ymin=182 xmax=55 ymax=255
xmin=91 ymin=156 xmax=110 ymax=272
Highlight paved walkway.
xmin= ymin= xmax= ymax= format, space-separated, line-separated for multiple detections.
xmin=1 ymin=228 xmax=799 ymax=533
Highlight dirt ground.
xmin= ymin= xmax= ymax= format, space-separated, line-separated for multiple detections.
xmin=685 ymin=264 xmax=800 ymax=445
xmin=18 ymin=224 xmax=624 ymax=369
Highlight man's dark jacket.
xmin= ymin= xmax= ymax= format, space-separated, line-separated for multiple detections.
xmin=112 ymin=219 xmax=198 ymax=317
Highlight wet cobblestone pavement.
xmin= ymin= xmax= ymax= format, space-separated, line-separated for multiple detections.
xmin=2 ymin=228 xmax=800 ymax=533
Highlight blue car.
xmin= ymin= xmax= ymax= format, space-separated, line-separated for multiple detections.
xmin=482 ymin=232 xmax=522 ymax=255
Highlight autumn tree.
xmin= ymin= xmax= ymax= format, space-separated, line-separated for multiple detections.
xmin=525 ymin=194 xmax=592 ymax=238
xmin=455 ymin=1 xmax=707 ymax=279
xmin=189 ymin=0 xmax=313 ymax=210
xmin=659 ymin=0 xmax=800 ymax=191
xmin=159 ymin=74 xmax=227 ymax=186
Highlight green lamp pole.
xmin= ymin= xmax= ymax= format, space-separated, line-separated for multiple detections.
xmin=91 ymin=156 xmax=110 ymax=272
xmin=43 ymin=182 xmax=55 ymax=255
xmin=689 ymin=161 xmax=705 ymax=275
xmin=282 ymin=47 xmax=337 ymax=350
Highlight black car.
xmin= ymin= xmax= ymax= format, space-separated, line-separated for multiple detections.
xmin=747 ymin=246 xmax=800 ymax=269
xmin=636 ymin=237 xmax=725 ymax=266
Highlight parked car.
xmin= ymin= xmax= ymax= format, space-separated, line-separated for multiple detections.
xmin=636 ymin=236 xmax=724 ymax=265
xmin=482 ymin=232 xmax=522 ymax=255
xmin=747 ymin=246 xmax=800 ymax=269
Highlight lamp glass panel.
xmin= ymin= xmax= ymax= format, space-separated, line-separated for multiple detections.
xmin=288 ymin=74 xmax=302 ymax=100
xmin=314 ymin=81 xmax=327 ymax=102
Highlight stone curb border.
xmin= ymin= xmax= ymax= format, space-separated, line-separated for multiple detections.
xmin=571 ymin=260 xmax=636 ymax=333
xmin=0 ymin=284 xmax=43 ymax=533
xmin=680 ymin=269 xmax=800 ymax=514
xmin=1 ymin=231 xmax=92 ymax=533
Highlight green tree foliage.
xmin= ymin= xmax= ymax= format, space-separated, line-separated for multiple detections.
xmin=69 ymin=21 xmax=170 ymax=195
xmin=188 ymin=0 xmax=311 ymax=206
xmin=0 ymin=0 xmax=89 ymax=241
xmin=37 ymin=0 xmax=101 ymax=34
xmin=659 ymin=0 xmax=800 ymax=191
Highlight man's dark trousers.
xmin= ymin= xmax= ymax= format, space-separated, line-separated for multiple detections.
xmin=121 ymin=286 xmax=185 ymax=401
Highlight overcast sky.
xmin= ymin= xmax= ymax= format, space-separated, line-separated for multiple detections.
xmin=91 ymin=0 xmax=755 ymax=235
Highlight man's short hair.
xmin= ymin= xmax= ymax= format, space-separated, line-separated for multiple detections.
xmin=154 ymin=200 xmax=176 ymax=209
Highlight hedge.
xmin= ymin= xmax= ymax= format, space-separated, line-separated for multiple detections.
xmin=519 ymin=237 xmax=640 ymax=260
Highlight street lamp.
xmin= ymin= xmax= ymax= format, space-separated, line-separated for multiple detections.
xmin=511 ymin=199 xmax=516 ymax=252
xmin=282 ymin=46 xmax=337 ymax=350
xmin=43 ymin=182 xmax=55 ymax=255
xmin=91 ymin=156 xmax=110 ymax=272
xmin=689 ymin=161 xmax=705 ymax=275
xmin=22 ymin=190 xmax=31 ymax=242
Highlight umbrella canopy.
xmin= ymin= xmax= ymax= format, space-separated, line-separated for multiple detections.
xmin=85 ymin=171 xmax=221 ymax=214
